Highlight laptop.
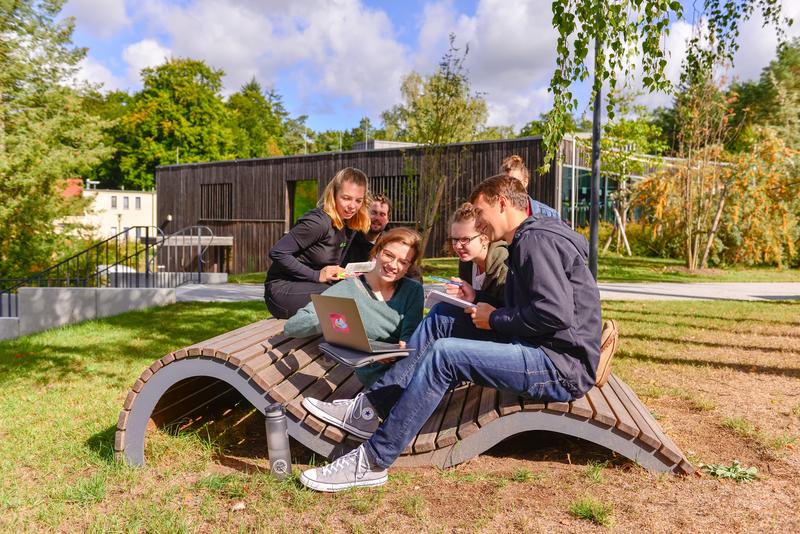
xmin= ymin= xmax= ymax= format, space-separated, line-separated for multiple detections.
xmin=311 ymin=294 xmax=408 ymax=354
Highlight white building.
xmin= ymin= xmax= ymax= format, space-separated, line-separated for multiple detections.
xmin=80 ymin=187 xmax=157 ymax=238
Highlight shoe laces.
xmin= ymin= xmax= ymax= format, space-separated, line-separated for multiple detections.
xmin=320 ymin=446 xmax=369 ymax=478
xmin=343 ymin=392 xmax=372 ymax=423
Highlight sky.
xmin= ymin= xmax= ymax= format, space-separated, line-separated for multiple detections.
xmin=64 ymin=0 xmax=800 ymax=133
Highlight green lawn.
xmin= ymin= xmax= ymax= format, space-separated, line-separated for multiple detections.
xmin=1 ymin=300 xmax=797 ymax=531
xmin=230 ymin=255 xmax=800 ymax=284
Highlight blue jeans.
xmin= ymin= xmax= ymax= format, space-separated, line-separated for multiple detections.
xmin=363 ymin=303 xmax=574 ymax=469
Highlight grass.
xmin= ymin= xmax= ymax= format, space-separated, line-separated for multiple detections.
xmin=722 ymin=417 xmax=797 ymax=453
xmin=1 ymin=298 xmax=798 ymax=531
xmin=231 ymin=253 xmax=800 ymax=285
xmin=569 ymin=496 xmax=614 ymax=526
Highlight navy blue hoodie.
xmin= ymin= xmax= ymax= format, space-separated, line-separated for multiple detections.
xmin=489 ymin=215 xmax=602 ymax=396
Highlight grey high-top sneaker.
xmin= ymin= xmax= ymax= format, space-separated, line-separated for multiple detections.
xmin=302 ymin=392 xmax=380 ymax=439
xmin=300 ymin=444 xmax=388 ymax=492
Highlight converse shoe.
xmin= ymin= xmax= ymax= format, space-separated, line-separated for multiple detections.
xmin=300 ymin=444 xmax=388 ymax=492
xmin=301 ymin=392 xmax=380 ymax=439
xmin=596 ymin=319 xmax=619 ymax=387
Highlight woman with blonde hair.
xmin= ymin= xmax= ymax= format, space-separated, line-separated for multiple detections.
xmin=440 ymin=202 xmax=507 ymax=305
xmin=284 ymin=227 xmax=424 ymax=386
xmin=265 ymin=167 xmax=371 ymax=319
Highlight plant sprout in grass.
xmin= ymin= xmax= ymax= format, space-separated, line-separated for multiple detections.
xmin=569 ymin=497 xmax=613 ymax=526
xmin=586 ymin=460 xmax=609 ymax=484
xmin=700 ymin=460 xmax=758 ymax=482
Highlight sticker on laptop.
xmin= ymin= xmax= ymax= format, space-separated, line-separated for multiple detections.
xmin=328 ymin=313 xmax=350 ymax=333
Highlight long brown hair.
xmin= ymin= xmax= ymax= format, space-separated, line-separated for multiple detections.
xmin=319 ymin=167 xmax=370 ymax=232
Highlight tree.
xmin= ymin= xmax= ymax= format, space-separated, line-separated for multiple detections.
xmin=82 ymin=89 xmax=133 ymax=187
xmin=0 ymin=0 xmax=110 ymax=279
xmin=518 ymin=112 xmax=589 ymax=137
xmin=381 ymin=35 xmax=488 ymax=144
xmin=544 ymin=0 xmax=791 ymax=277
xmin=599 ymin=105 xmax=666 ymax=256
xmin=227 ymin=78 xmax=285 ymax=158
xmin=381 ymin=35 xmax=488 ymax=253
xmin=117 ymin=58 xmax=234 ymax=189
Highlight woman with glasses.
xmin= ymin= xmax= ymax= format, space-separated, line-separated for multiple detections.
xmin=283 ymin=227 xmax=424 ymax=386
xmin=442 ymin=202 xmax=508 ymax=305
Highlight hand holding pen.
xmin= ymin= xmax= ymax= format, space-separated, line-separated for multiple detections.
xmin=432 ymin=276 xmax=476 ymax=302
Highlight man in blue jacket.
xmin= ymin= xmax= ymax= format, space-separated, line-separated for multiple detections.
xmin=300 ymin=174 xmax=603 ymax=492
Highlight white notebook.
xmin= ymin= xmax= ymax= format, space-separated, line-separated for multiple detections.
xmin=424 ymin=289 xmax=476 ymax=309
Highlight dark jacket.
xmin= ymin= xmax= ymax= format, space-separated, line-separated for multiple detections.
xmin=489 ymin=215 xmax=602 ymax=396
xmin=266 ymin=208 xmax=353 ymax=284
xmin=342 ymin=230 xmax=377 ymax=265
xmin=457 ymin=240 xmax=508 ymax=306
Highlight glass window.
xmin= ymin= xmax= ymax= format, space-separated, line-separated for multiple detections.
xmin=135 ymin=196 xmax=141 ymax=210
xmin=110 ymin=226 xmax=117 ymax=234
xmin=111 ymin=196 xmax=117 ymax=209
xmin=123 ymin=196 xmax=129 ymax=209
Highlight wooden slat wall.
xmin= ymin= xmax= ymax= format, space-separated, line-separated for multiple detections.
xmin=156 ymin=137 xmax=561 ymax=274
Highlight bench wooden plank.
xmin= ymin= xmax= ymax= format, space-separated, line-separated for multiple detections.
xmin=189 ymin=320 xmax=273 ymax=356
xmin=569 ymin=394 xmax=593 ymax=419
xmin=436 ymin=384 xmax=469 ymax=448
xmin=613 ymin=377 xmax=684 ymax=465
xmin=606 ymin=374 xmax=661 ymax=450
xmin=546 ymin=401 xmax=570 ymax=413
xmin=213 ymin=321 xmax=287 ymax=359
xmin=522 ymin=395 xmax=546 ymax=411
xmin=498 ymin=390 xmax=522 ymax=415
xmin=413 ymin=389 xmax=454 ymax=454
xmin=182 ymin=319 xmax=272 ymax=354
xmin=271 ymin=352 xmax=336 ymax=404
xmin=287 ymin=361 xmax=353 ymax=421
xmin=457 ymin=384 xmax=482 ymax=440
xmin=599 ymin=383 xmax=640 ymax=438
xmin=476 ymin=387 xmax=499 ymax=427
xmin=585 ymin=387 xmax=617 ymax=428
xmin=250 ymin=341 xmax=322 ymax=393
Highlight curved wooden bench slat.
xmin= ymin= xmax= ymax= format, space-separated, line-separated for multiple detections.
xmin=115 ymin=318 xmax=694 ymax=475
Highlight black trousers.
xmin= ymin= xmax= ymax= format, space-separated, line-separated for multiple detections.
xmin=264 ymin=279 xmax=330 ymax=319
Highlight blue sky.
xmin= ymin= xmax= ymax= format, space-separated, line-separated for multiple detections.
xmin=64 ymin=0 xmax=800 ymax=132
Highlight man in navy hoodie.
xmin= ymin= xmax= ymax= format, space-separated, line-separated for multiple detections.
xmin=300 ymin=174 xmax=603 ymax=492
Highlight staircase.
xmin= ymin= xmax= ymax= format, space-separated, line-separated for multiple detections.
xmin=0 ymin=225 xmax=216 ymax=319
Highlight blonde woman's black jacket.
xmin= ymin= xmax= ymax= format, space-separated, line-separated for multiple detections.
xmin=457 ymin=240 xmax=508 ymax=306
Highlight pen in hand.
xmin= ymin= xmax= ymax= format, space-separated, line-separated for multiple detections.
xmin=430 ymin=276 xmax=463 ymax=287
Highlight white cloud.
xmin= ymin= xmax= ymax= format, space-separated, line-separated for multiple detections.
xmin=125 ymin=0 xmax=409 ymax=115
xmin=414 ymin=0 xmax=559 ymax=128
xmin=64 ymin=0 xmax=130 ymax=39
xmin=122 ymin=39 xmax=172 ymax=85
xmin=74 ymin=55 xmax=126 ymax=90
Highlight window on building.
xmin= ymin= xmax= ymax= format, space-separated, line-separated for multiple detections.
xmin=123 ymin=196 xmax=129 ymax=209
xmin=111 ymin=196 xmax=117 ymax=209
xmin=200 ymin=183 xmax=234 ymax=220
xmin=135 ymin=196 xmax=141 ymax=210
xmin=110 ymin=226 xmax=117 ymax=234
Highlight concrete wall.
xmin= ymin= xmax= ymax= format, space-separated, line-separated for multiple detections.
xmin=0 ymin=318 xmax=19 ymax=341
xmin=14 ymin=287 xmax=175 ymax=338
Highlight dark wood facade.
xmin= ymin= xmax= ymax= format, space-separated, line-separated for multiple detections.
xmin=156 ymin=137 xmax=562 ymax=274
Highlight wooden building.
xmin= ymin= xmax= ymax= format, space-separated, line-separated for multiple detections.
xmin=156 ymin=136 xmax=580 ymax=275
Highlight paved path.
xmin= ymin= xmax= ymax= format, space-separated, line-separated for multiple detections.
xmin=176 ymin=282 xmax=800 ymax=303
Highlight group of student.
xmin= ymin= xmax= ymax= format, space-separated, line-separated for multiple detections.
xmin=263 ymin=156 xmax=613 ymax=492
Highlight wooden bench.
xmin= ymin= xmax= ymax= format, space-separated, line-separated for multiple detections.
xmin=114 ymin=318 xmax=694 ymax=475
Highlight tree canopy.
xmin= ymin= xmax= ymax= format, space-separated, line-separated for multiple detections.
xmin=117 ymin=58 xmax=235 ymax=190
xmin=0 ymin=0 xmax=109 ymax=279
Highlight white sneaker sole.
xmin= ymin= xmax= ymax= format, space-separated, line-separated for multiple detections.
xmin=300 ymin=471 xmax=388 ymax=492
xmin=301 ymin=398 xmax=376 ymax=439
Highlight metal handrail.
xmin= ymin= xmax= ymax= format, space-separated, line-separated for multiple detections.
xmin=0 ymin=225 xmax=216 ymax=317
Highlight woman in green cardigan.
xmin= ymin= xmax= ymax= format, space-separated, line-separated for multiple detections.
xmin=442 ymin=202 xmax=508 ymax=306
xmin=283 ymin=227 xmax=424 ymax=386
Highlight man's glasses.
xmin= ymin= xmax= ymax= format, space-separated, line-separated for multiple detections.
xmin=447 ymin=234 xmax=481 ymax=247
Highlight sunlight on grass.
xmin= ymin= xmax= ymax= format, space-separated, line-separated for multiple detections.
xmin=569 ymin=496 xmax=614 ymax=526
